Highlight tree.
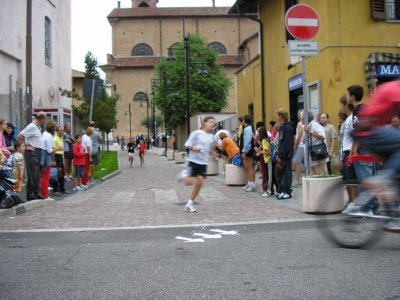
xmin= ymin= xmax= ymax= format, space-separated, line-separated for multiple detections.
xmin=152 ymin=34 xmax=232 ymax=130
xmin=140 ymin=114 xmax=164 ymax=133
xmin=84 ymin=51 xmax=100 ymax=79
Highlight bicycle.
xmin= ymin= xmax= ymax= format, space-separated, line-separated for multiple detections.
xmin=319 ymin=155 xmax=400 ymax=249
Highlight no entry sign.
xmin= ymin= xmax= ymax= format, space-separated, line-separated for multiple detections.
xmin=285 ymin=4 xmax=320 ymax=40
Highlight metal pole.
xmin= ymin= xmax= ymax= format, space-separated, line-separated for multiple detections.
xmin=9 ymin=75 xmax=12 ymax=123
xmin=185 ymin=35 xmax=190 ymax=137
xmin=129 ymin=103 xmax=132 ymax=138
xmin=163 ymin=70 xmax=167 ymax=154
xmin=146 ymin=100 xmax=149 ymax=148
xmin=89 ymin=79 xmax=95 ymax=122
xmin=302 ymin=56 xmax=310 ymax=176
xmin=26 ymin=0 xmax=33 ymax=126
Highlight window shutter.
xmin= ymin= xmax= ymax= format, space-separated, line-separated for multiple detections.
xmin=370 ymin=0 xmax=387 ymax=19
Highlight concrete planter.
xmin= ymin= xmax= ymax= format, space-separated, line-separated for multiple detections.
xmin=166 ymin=150 xmax=175 ymax=160
xmin=174 ymin=152 xmax=186 ymax=164
xmin=157 ymin=148 xmax=165 ymax=156
xmin=206 ymin=160 xmax=219 ymax=175
xmin=225 ymin=164 xmax=248 ymax=186
xmin=302 ymin=176 xmax=345 ymax=213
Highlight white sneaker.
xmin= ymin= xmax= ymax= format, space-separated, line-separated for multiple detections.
xmin=73 ymin=187 xmax=82 ymax=191
xmin=185 ymin=204 xmax=196 ymax=212
xmin=245 ymin=185 xmax=257 ymax=192
xmin=262 ymin=191 xmax=273 ymax=197
xmin=349 ymin=210 xmax=373 ymax=217
xmin=242 ymin=184 xmax=249 ymax=190
xmin=44 ymin=197 xmax=54 ymax=201
xmin=342 ymin=203 xmax=358 ymax=214
xmin=80 ymin=185 xmax=88 ymax=189
xmin=177 ymin=170 xmax=188 ymax=182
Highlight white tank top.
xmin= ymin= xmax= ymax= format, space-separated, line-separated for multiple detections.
xmin=296 ymin=122 xmax=305 ymax=147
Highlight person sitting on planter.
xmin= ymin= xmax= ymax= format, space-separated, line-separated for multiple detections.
xmin=303 ymin=110 xmax=329 ymax=175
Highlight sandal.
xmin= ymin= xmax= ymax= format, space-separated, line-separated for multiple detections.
xmin=52 ymin=192 xmax=61 ymax=196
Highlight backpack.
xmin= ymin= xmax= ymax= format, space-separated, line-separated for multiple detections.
xmin=270 ymin=141 xmax=277 ymax=163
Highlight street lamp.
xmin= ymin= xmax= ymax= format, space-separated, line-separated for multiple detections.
xmin=140 ymin=93 xmax=153 ymax=148
xmin=124 ymin=103 xmax=132 ymax=138
xmin=167 ymin=34 xmax=208 ymax=137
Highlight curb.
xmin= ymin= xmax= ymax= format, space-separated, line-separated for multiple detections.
xmin=0 ymin=154 xmax=122 ymax=219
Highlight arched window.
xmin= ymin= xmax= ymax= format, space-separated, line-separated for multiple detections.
xmin=133 ymin=92 xmax=147 ymax=101
xmin=138 ymin=2 xmax=149 ymax=7
xmin=208 ymin=42 xmax=227 ymax=54
xmin=170 ymin=42 xmax=180 ymax=48
xmin=131 ymin=43 xmax=153 ymax=56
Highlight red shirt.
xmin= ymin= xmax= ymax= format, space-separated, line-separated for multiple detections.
xmin=138 ymin=144 xmax=147 ymax=154
xmin=73 ymin=143 xmax=86 ymax=166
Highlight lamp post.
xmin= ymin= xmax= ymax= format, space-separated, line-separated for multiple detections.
xmin=124 ymin=103 xmax=132 ymax=138
xmin=167 ymin=34 xmax=208 ymax=137
xmin=141 ymin=93 xmax=152 ymax=149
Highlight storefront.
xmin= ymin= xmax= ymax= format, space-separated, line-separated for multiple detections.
xmin=376 ymin=63 xmax=400 ymax=86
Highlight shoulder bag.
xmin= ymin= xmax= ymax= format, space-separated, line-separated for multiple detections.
xmin=308 ymin=122 xmax=329 ymax=161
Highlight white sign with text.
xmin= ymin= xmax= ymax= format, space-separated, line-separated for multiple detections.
xmin=288 ymin=41 xmax=319 ymax=56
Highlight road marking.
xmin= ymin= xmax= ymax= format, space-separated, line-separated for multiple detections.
xmin=192 ymin=232 xmax=222 ymax=239
xmin=175 ymin=236 xmax=204 ymax=242
xmin=210 ymin=229 xmax=239 ymax=235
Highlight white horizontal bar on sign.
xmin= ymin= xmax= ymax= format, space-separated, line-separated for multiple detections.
xmin=288 ymin=18 xmax=318 ymax=27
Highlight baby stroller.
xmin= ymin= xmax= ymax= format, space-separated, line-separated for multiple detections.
xmin=0 ymin=167 xmax=20 ymax=209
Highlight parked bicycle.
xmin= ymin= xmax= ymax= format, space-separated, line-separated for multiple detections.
xmin=319 ymin=155 xmax=400 ymax=248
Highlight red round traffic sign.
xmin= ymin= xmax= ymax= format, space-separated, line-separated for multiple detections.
xmin=285 ymin=4 xmax=320 ymax=40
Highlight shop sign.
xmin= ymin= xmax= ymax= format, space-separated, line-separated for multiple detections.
xmin=377 ymin=64 xmax=400 ymax=77
xmin=288 ymin=74 xmax=303 ymax=91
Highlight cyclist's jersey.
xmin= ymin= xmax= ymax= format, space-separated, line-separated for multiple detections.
xmin=358 ymin=81 xmax=400 ymax=126
xmin=138 ymin=144 xmax=147 ymax=154
xmin=127 ymin=142 xmax=136 ymax=153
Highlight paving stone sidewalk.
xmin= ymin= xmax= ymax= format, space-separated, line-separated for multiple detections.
xmin=0 ymin=149 xmax=312 ymax=230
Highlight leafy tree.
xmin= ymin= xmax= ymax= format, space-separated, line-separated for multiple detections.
xmin=140 ymin=114 xmax=164 ymax=133
xmin=84 ymin=51 xmax=100 ymax=79
xmin=152 ymin=34 xmax=232 ymax=130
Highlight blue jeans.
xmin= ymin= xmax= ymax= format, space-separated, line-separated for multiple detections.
xmin=354 ymin=160 xmax=379 ymax=211
xmin=275 ymin=158 xmax=292 ymax=195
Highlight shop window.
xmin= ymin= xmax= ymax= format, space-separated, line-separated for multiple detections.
xmin=387 ymin=0 xmax=400 ymax=21
xmin=45 ymin=17 xmax=52 ymax=66
xmin=131 ymin=43 xmax=153 ymax=56
xmin=133 ymin=92 xmax=147 ymax=101
xmin=285 ymin=0 xmax=298 ymax=43
xmin=208 ymin=42 xmax=227 ymax=54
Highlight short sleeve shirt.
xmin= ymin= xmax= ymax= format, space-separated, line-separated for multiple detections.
xmin=53 ymin=135 xmax=64 ymax=155
xmin=12 ymin=152 xmax=25 ymax=174
xmin=185 ymin=130 xmax=214 ymax=165
xmin=20 ymin=122 xmax=44 ymax=149
xmin=82 ymin=134 xmax=92 ymax=153
xmin=323 ymin=123 xmax=337 ymax=151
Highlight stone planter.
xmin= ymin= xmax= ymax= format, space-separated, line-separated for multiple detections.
xmin=206 ymin=160 xmax=219 ymax=175
xmin=225 ymin=164 xmax=248 ymax=186
xmin=302 ymin=176 xmax=345 ymax=213
xmin=157 ymin=148 xmax=165 ymax=156
xmin=166 ymin=150 xmax=175 ymax=161
xmin=174 ymin=152 xmax=186 ymax=164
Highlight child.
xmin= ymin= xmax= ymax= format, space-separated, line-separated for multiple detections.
xmin=126 ymin=137 xmax=136 ymax=167
xmin=12 ymin=141 xmax=26 ymax=203
xmin=137 ymin=140 xmax=147 ymax=166
xmin=72 ymin=134 xmax=86 ymax=191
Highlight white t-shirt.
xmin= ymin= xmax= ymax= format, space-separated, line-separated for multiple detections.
xmin=185 ymin=130 xmax=214 ymax=165
xmin=82 ymin=134 xmax=92 ymax=153
xmin=20 ymin=122 xmax=44 ymax=149
xmin=308 ymin=121 xmax=329 ymax=167
xmin=214 ymin=129 xmax=231 ymax=146
xmin=342 ymin=115 xmax=353 ymax=152
xmin=42 ymin=131 xmax=54 ymax=154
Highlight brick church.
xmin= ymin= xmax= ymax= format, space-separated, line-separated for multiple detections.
xmin=100 ymin=0 xmax=259 ymax=139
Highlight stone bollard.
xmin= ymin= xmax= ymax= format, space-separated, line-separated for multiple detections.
xmin=175 ymin=152 xmax=186 ymax=164
xmin=157 ymin=148 xmax=165 ymax=156
xmin=206 ymin=159 xmax=219 ymax=175
xmin=225 ymin=164 xmax=248 ymax=185
xmin=166 ymin=150 xmax=175 ymax=161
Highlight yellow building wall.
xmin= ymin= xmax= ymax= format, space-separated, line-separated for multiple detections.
xmin=256 ymin=0 xmax=400 ymax=130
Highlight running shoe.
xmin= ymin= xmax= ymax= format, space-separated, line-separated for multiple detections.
xmin=185 ymin=204 xmax=197 ymax=213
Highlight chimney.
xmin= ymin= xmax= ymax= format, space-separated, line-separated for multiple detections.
xmin=212 ymin=0 xmax=215 ymax=7
xmin=117 ymin=1 xmax=121 ymax=8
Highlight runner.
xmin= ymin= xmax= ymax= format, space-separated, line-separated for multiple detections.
xmin=126 ymin=137 xmax=136 ymax=167
xmin=137 ymin=139 xmax=147 ymax=166
xmin=177 ymin=116 xmax=216 ymax=213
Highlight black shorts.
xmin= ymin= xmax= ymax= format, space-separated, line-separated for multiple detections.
xmin=341 ymin=151 xmax=357 ymax=181
xmin=187 ymin=161 xmax=207 ymax=178
xmin=91 ymin=153 xmax=99 ymax=166
xmin=64 ymin=151 xmax=73 ymax=160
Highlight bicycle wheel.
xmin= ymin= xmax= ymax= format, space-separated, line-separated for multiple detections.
xmin=319 ymin=181 xmax=382 ymax=248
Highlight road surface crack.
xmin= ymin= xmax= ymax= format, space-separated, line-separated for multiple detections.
xmin=62 ymin=246 xmax=82 ymax=269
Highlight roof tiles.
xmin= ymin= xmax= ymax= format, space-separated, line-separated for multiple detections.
xmin=108 ymin=7 xmax=237 ymax=18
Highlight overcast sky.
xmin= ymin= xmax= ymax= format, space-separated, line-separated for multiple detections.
xmin=71 ymin=0 xmax=237 ymax=77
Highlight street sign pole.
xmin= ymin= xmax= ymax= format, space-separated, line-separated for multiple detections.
xmin=89 ymin=78 xmax=95 ymax=122
xmin=302 ymin=56 xmax=310 ymax=175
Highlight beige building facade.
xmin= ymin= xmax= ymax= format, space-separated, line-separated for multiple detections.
xmin=0 ymin=0 xmax=72 ymax=130
xmin=100 ymin=0 xmax=259 ymax=139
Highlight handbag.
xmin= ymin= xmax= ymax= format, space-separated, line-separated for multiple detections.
xmin=233 ymin=154 xmax=242 ymax=166
xmin=308 ymin=122 xmax=329 ymax=161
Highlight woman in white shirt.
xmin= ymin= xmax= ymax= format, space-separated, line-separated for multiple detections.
xmin=82 ymin=127 xmax=94 ymax=186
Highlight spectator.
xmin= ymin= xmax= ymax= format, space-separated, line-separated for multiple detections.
xmin=304 ymin=110 xmax=329 ymax=175
xmin=237 ymin=116 xmax=243 ymax=148
xmin=275 ymin=108 xmax=294 ymax=199
xmin=240 ymin=115 xmax=256 ymax=192
xmin=0 ymin=119 xmax=11 ymax=159
xmin=63 ymin=123 xmax=74 ymax=182
xmin=82 ymin=127 xmax=94 ymax=186
xmin=89 ymin=123 xmax=102 ymax=183
xmin=292 ymin=110 xmax=304 ymax=188
xmin=320 ymin=113 xmax=337 ymax=174
xmin=72 ymin=134 xmax=85 ymax=191
xmin=216 ymin=132 xmax=239 ymax=160
xmin=254 ymin=127 xmax=270 ymax=194
xmin=268 ymin=121 xmax=276 ymax=142
xmin=12 ymin=140 xmax=26 ymax=203
xmin=4 ymin=123 xmax=16 ymax=153
xmin=52 ymin=126 xmax=70 ymax=195
xmin=18 ymin=112 xmax=47 ymax=200
xmin=214 ymin=125 xmax=231 ymax=178
xmin=390 ymin=115 xmax=400 ymax=128
xmin=337 ymin=110 xmax=348 ymax=161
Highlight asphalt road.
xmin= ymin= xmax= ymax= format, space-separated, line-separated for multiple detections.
xmin=1 ymin=221 xmax=399 ymax=300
